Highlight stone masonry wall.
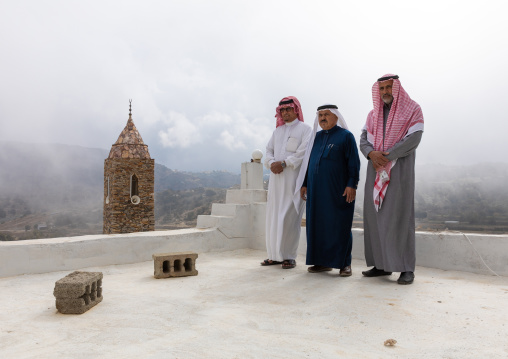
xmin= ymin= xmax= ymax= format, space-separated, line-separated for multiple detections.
xmin=103 ymin=158 xmax=155 ymax=233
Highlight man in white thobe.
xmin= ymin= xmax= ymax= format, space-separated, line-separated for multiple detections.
xmin=261 ymin=96 xmax=312 ymax=269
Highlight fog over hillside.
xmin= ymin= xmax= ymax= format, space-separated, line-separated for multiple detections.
xmin=413 ymin=163 xmax=508 ymax=230
xmin=0 ymin=142 xmax=241 ymax=239
xmin=0 ymin=141 xmax=240 ymax=211
xmin=0 ymin=142 xmax=106 ymax=212
xmin=1 ymin=141 xmax=508 ymax=240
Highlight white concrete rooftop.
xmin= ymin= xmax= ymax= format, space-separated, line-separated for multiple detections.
xmin=1 ymin=249 xmax=507 ymax=359
xmin=2 ymin=163 xmax=508 ymax=358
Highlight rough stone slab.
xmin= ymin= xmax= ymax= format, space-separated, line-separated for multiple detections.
xmin=153 ymin=252 xmax=198 ymax=279
xmin=53 ymin=271 xmax=103 ymax=314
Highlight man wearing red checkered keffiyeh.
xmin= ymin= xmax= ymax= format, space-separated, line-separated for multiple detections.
xmin=360 ymin=74 xmax=424 ymax=285
xmin=262 ymin=96 xmax=312 ymax=270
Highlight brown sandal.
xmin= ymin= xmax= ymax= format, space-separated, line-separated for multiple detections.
xmin=260 ymin=259 xmax=282 ymax=266
xmin=282 ymin=259 xmax=296 ymax=269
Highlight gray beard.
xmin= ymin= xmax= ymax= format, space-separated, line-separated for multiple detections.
xmin=382 ymin=97 xmax=393 ymax=105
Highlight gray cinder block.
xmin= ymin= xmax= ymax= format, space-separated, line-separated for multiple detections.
xmin=152 ymin=252 xmax=198 ymax=279
xmin=53 ymin=271 xmax=103 ymax=314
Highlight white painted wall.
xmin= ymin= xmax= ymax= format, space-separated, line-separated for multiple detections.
xmin=241 ymin=161 xmax=264 ymax=190
xmin=248 ymin=225 xmax=508 ymax=277
xmin=1 ymin=160 xmax=507 ymax=278
xmin=2 ymin=198 xmax=507 ymax=278
xmin=0 ymin=228 xmax=248 ymax=278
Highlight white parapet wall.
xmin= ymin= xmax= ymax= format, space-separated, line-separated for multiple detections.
xmin=1 ymin=218 xmax=507 ymax=278
xmin=1 ymin=159 xmax=507 ymax=278
xmin=0 ymin=228 xmax=249 ymax=278
xmin=241 ymin=161 xmax=264 ymax=190
xmin=349 ymin=229 xmax=508 ymax=276
xmin=250 ymin=227 xmax=508 ymax=277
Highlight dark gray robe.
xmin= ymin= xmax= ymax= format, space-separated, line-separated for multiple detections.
xmin=360 ymin=106 xmax=423 ymax=272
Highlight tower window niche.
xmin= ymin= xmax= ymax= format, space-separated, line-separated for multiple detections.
xmin=130 ymin=174 xmax=139 ymax=197
xmin=106 ymin=176 xmax=110 ymax=204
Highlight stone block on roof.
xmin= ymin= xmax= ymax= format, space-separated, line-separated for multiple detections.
xmin=153 ymin=252 xmax=198 ymax=279
xmin=53 ymin=271 xmax=103 ymax=314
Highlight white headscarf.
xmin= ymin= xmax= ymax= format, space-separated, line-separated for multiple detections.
xmin=293 ymin=104 xmax=349 ymax=213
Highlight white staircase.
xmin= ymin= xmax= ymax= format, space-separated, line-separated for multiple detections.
xmin=197 ymin=161 xmax=267 ymax=240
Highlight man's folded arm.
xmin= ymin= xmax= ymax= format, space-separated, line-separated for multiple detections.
xmin=359 ymin=129 xmax=375 ymax=159
xmin=385 ymin=131 xmax=423 ymax=161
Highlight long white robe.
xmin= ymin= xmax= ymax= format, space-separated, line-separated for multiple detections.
xmin=264 ymin=119 xmax=312 ymax=261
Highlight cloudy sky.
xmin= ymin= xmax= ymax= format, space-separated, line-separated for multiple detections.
xmin=1 ymin=0 xmax=507 ymax=172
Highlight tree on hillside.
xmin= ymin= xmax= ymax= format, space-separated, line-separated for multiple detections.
xmin=0 ymin=232 xmax=14 ymax=241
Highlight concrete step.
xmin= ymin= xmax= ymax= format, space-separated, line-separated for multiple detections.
xmin=196 ymin=215 xmax=218 ymax=229
xmin=226 ymin=189 xmax=267 ymax=204
xmin=197 ymin=215 xmax=236 ymax=229
xmin=196 ymin=214 xmax=249 ymax=238
xmin=211 ymin=203 xmax=237 ymax=216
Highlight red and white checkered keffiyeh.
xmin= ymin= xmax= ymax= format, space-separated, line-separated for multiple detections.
xmin=275 ymin=96 xmax=304 ymax=128
xmin=364 ymin=74 xmax=424 ymax=211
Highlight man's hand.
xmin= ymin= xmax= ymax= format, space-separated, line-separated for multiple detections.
xmin=270 ymin=161 xmax=284 ymax=174
xmin=368 ymin=151 xmax=389 ymax=170
xmin=300 ymin=187 xmax=307 ymax=201
xmin=372 ymin=162 xmax=383 ymax=172
xmin=343 ymin=187 xmax=356 ymax=203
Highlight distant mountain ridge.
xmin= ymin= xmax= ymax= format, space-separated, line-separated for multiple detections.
xmin=155 ymin=164 xmax=240 ymax=191
xmin=2 ymin=141 xmax=508 ymax=235
xmin=0 ymin=141 xmax=240 ymax=214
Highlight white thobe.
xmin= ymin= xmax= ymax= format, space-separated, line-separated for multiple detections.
xmin=264 ymin=119 xmax=312 ymax=261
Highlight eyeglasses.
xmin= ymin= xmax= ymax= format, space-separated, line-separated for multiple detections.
xmin=280 ymin=107 xmax=294 ymax=113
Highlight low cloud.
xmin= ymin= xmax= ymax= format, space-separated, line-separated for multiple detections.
xmin=1 ymin=1 xmax=507 ymax=172
xmin=219 ymin=130 xmax=245 ymax=151
xmin=158 ymin=111 xmax=201 ymax=148
xmin=159 ymin=110 xmax=273 ymax=154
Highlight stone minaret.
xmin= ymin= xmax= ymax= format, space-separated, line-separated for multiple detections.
xmin=103 ymin=101 xmax=155 ymax=234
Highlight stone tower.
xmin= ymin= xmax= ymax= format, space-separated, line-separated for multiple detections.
xmin=103 ymin=101 xmax=155 ymax=234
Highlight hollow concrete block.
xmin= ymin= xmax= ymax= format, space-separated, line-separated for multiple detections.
xmin=53 ymin=271 xmax=103 ymax=314
xmin=152 ymin=252 xmax=198 ymax=279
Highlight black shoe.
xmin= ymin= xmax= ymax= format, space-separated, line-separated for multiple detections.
xmin=397 ymin=271 xmax=415 ymax=285
xmin=308 ymin=265 xmax=333 ymax=273
xmin=362 ymin=267 xmax=392 ymax=277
